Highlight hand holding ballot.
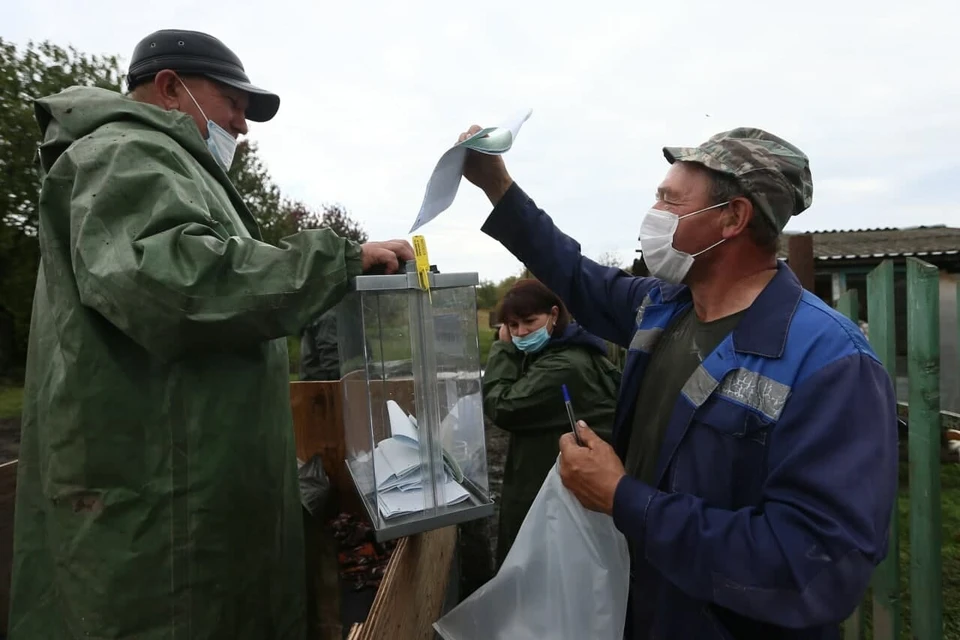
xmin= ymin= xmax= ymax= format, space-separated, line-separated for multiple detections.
xmin=458 ymin=124 xmax=517 ymax=206
xmin=409 ymin=110 xmax=531 ymax=232
xmin=558 ymin=420 xmax=626 ymax=515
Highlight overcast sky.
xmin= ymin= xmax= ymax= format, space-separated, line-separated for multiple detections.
xmin=7 ymin=0 xmax=958 ymax=282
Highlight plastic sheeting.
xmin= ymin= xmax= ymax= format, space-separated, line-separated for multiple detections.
xmin=434 ymin=459 xmax=630 ymax=639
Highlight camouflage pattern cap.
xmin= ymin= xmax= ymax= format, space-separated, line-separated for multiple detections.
xmin=663 ymin=127 xmax=813 ymax=233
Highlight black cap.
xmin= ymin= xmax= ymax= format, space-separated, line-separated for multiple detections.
xmin=127 ymin=29 xmax=280 ymax=122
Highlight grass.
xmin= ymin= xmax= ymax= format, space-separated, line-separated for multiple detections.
xmin=478 ymin=327 xmax=495 ymax=367
xmin=0 ymin=385 xmax=24 ymax=421
xmin=849 ymin=461 xmax=960 ymax=639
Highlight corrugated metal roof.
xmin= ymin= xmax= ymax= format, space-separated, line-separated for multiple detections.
xmin=778 ymin=225 xmax=960 ymax=260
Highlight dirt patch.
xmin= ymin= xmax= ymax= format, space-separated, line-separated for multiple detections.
xmin=0 ymin=418 xmax=20 ymax=465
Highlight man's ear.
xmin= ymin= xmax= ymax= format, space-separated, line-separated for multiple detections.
xmin=721 ymin=196 xmax=754 ymax=240
xmin=152 ymin=69 xmax=182 ymax=111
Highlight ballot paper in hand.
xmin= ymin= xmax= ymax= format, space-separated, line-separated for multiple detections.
xmin=409 ymin=109 xmax=533 ymax=233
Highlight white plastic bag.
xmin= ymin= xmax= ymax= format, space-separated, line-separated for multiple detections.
xmin=434 ymin=458 xmax=630 ymax=640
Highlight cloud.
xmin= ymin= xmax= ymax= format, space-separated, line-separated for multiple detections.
xmin=5 ymin=0 xmax=957 ymax=282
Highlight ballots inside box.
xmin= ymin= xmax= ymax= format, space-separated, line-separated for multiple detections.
xmin=336 ymin=261 xmax=493 ymax=542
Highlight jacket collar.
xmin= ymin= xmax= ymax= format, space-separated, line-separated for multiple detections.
xmin=654 ymin=260 xmax=802 ymax=359
xmin=731 ymin=261 xmax=803 ymax=358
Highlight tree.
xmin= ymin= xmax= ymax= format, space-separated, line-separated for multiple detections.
xmin=0 ymin=39 xmax=122 ymax=377
xmin=297 ymin=202 xmax=368 ymax=244
xmin=227 ymin=139 xmax=291 ymax=246
xmin=476 ymin=280 xmax=499 ymax=310
xmin=596 ymin=250 xmax=623 ymax=269
xmin=228 ymin=141 xmax=368 ymax=247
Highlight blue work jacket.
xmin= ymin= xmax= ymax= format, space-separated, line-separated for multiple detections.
xmin=481 ymin=183 xmax=899 ymax=640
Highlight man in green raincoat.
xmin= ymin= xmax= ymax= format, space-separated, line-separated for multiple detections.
xmin=8 ymin=29 xmax=413 ymax=639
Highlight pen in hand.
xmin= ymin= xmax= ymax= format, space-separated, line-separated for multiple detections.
xmin=562 ymin=384 xmax=584 ymax=446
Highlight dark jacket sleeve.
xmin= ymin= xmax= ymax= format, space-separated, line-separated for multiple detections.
xmin=611 ymin=352 xmax=899 ymax=627
xmin=480 ymin=183 xmax=657 ymax=348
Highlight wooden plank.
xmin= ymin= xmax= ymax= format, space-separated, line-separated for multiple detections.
xmin=290 ymin=379 xmax=417 ymax=517
xmin=787 ymin=233 xmax=815 ymax=292
xmin=0 ymin=459 xmax=16 ymax=634
xmin=866 ymin=260 xmax=900 ymax=640
xmin=835 ymin=289 xmax=859 ymax=323
xmin=836 ymin=288 xmax=864 ymax=639
xmin=356 ymin=526 xmax=457 ymax=640
xmin=290 ymin=380 xmax=361 ymax=516
xmin=843 ymin=607 xmax=864 ymax=640
xmin=907 ymin=257 xmax=943 ymax=640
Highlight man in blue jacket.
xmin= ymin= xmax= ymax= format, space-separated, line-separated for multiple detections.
xmin=457 ymin=125 xmax=898 ymax=639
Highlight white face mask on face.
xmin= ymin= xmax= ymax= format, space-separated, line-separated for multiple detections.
xmin=178 ymin=78 xmax=238 ymax=171
xmin=638 ymin=201 xmax=729 ymax=284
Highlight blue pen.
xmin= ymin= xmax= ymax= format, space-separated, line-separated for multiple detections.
xmin=562 ymin=384 xmax=584 ymax=446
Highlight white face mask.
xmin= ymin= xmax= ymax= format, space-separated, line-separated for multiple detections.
xmin=638 ymin=201 xmax=729 ymax=284
xmin=178 ymin=79 xmax=238 ymax=171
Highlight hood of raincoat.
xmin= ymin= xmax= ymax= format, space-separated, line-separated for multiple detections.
xmin=34 ymin=86 xmax=256 ymax=235
xmin=36 ymin=85 xmax=211 ymax=173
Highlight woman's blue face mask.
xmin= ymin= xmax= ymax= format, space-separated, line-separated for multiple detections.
xmin=510 ymin=313 xmax=556 ymax=354
xmin=512 ymin=325 xmax=551 ymax=353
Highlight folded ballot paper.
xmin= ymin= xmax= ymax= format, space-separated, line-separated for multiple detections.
xmin=374 ymin=400 xmax=471 ymax=519
xmin=409 ymin=109 xmax=533 ymax=234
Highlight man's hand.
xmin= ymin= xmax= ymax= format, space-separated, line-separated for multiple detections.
xmin=558 ymin=421 xmax=626 ymax=515
xmin=360 ymin=240 xmax=415 ymax=274
xmin=498 ymin=324 xmax=511 ymax=342
xmin=458 ymin=125 xmax=514 ymax=205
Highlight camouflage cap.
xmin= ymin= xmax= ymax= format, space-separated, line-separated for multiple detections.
xmin=663 ymin=127 xmax=813 ymax=233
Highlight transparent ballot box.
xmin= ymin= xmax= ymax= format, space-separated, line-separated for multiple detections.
xmin=337 ymin=261 xmax=493 ymax=542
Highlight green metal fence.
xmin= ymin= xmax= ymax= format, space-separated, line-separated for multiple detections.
xmin=839 ymin=257 xmax=953 ymax=640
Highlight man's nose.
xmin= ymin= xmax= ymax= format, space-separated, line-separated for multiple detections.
xmin=233 ymin=110 xmax=249 ymax=136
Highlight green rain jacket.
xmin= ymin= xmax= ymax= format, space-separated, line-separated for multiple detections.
xmin=483 ymin=323 xmax=621 ymax=566
xmin=9 ymin=86 xmax=364 ymax=639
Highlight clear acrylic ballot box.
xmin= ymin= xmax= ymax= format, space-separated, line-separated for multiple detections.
xmin=336 ymin=261 xmax=493 ymax=542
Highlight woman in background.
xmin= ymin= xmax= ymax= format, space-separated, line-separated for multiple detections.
xmin=483 ymin=279 xmax=621 ymax=567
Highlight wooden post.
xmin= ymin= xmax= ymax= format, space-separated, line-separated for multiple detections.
xmin=787 ymin=233 xmax=815 ymax=292
xmin=836 ymin=289 xmax=859 ymax=323
xmin=0 ymin=460 xmax=17 ymax=633
xmin=835 ymin=290 xmax=864 ymax=640
xmin=907 ymin=257 xmax=943 ymax=640
xmin=867 ymin=260 xmax=900 ymax=640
